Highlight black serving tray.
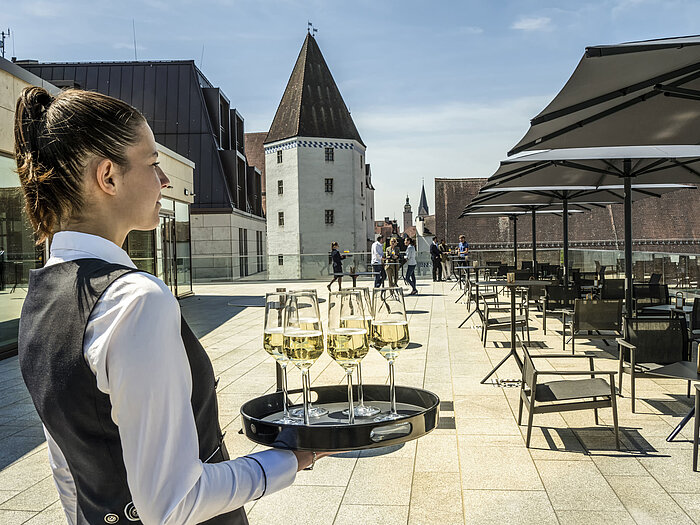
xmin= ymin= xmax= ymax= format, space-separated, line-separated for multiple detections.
xmin=240 ymin=384 xmax=440 ymax=452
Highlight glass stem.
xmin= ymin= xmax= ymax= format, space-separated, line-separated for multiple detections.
xmin=301 ymin=369 xmax=311 ymax=425
xmin=389 ymin=359 xmax=397 ymax=415
xmin=357 ymin=362 xmax=365 ymax=408
xmin=346 ymin=369 xmax=355 ymax=424
xmin=281 ymin=362 xmax=290 ymax=419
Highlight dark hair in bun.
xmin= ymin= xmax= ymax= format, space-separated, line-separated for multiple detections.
xmin=14 ymin=87 xmax=146 ymax=243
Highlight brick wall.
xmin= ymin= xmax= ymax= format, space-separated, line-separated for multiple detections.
xmin=244 ymin=132 xmax=267 ymax=213
xmin=435 ymin=178 xmax=700 ymax=253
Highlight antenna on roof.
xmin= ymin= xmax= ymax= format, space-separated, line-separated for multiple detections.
xmin=0 ymin=28 xmax=10 ymax=59
xmin=132 ymin=20 xmax=138 ymax=61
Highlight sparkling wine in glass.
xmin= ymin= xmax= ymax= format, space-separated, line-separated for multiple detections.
xmin=283 ymin=292 xmax=324 ymax=425
xmin=371 ymin=287 xmax=410 ymax=421
xmin=343 ymin=287 xmax=381 ymax=417
xmin=263 ymin=292 xmax=299 ymax=424
xmin=327 ymin=290 xmax=370 ymax=424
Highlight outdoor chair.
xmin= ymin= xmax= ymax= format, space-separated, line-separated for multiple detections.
xmin=601 ymin=279 xmax=625 ymax=300
xmin=481 ymin=297 xmax=530 ymax=347
xmin=691 ymin=298 xmax=700 ymax=344
xmin=649 ymin=273 xmax=662 ymax=285
xmin=542 ymin=284 xmax=581 ymax=337
xmin=522 ymin=261 xmax=533 ymax=271
xmin=466 ymin=278 xmax=499 ymax=312
xmin=694 ymin=384 xmax=699 ymax=472
xmin=632 ymin=283 xmax=669 ymax=315
xmin=518 ymin=343 xmax=620 ymax=449
xmin=564 ymin=299 xmax=623 ymax=354
xmin=617 ymin=316 xmax=691 ymax=412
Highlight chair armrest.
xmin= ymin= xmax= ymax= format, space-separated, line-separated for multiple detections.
xmin=616 ymin=338 xmax=636 ymax=350
xmin=536 ymin=370 xmax=617 ymax=377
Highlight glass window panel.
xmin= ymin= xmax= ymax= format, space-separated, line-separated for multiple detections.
xmin=175 ymin=201 xmax=192 ymax=294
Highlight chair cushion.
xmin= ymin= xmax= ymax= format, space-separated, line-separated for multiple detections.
xmin=535 ymin=378 xmax=611 ymax=402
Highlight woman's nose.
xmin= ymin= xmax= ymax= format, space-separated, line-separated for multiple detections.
xmin=156 ymin=165 xmax=170 ymax=188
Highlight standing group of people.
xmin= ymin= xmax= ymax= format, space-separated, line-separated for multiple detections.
xmin=430 ymin=235 xmax=469 ymax=282
xmin=370 ymin=235 xmax=418 ymax=295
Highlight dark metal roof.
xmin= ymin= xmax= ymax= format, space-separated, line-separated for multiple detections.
xmin=265 ymin=34 xmax=364 ymax=146
xmin=418 ymin=183 xmax=429 ymax=216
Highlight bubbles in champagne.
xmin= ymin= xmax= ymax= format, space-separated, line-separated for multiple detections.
xmin=370 ymin=320 xmax=410 ymax=360
xmin=327 ymin=327 xmax=369 ymax=369
xmin=263 ymin=328 xmax=287 ymax=362
xmin=283 ymin=329 xmax=324 ymax=369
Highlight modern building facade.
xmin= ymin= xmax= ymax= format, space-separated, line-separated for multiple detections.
xmin=20 ymin=59 xmax=266 ymax=281
xmin=264 ymin=34 xmax=374 ymax=279
xmin=0 ymin=58 xmax=195 ymax=358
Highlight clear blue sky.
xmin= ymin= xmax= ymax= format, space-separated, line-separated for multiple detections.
xmin=6 ymin=0 xmax=700 ymax=223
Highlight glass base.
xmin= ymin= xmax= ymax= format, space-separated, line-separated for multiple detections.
xmin=272 ymin=415 xmax=302 ymax=424
xmin=290 ymin=405 xmax=328 ymax=418
xmin=374 ymin=411 xmax=404 ymax=422
xmin=342 ymin=404 xmax=381 ymax=417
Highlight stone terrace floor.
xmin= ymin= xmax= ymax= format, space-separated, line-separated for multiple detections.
xmin=0 ymin=279 xmax=699 ymax=524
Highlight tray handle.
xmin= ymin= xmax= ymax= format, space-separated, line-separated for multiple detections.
xmin=370 ymin=422 xmax=412 ymax=442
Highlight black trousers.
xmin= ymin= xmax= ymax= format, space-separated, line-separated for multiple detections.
xmin=432 ymin=258 xmax=442 ymax=281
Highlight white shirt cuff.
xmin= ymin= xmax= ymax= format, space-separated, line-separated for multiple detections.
xmin=246 ymin=449 xmax=297 ymax=497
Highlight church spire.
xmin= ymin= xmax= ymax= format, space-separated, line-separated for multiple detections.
xmin=417 ymin=181 xmax=429 ymax=217
xmin=265 ymin=33 xmax=364 ymax=145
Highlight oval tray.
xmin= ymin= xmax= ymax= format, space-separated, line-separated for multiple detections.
xmin=240 ymin=384 xmax=440 ymax=452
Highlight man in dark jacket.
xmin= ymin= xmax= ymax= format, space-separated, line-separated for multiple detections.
xmin=430 ymin=237 xmax=443 ymax=282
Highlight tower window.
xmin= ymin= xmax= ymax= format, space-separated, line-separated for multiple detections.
xmin=361 ymin=181 xmax=364 ymax=197
xmin=278 ymin=255 xmax=284 ymax=265
xmin=278 ymin=180 xmax=283 ymax=195
xmin=278 ymin=211 xmax=284 ymax=226
xmin=325 ymin=147 xmax=334 ymax=162
xmin=325 ymin=178 xmax=333 ymax=193
xmin=325 ymin=209 xmax=334 ymax=224
xmin=277 ymin=150 xmax=283 ymax=163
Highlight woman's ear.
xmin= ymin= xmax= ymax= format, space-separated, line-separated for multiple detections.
xmin=93 ymin=158 xmax=118 ymax=196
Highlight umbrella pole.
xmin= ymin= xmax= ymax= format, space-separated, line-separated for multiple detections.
xmin=513 ymin=215 xmax=518 ymax=268
xmin=563 ymin=198 xmax=569 ymax=304
xmin=531 ymin=209 xmax=537 ymax=277
xmin=624 ymin=160 xmax=633 ymax=318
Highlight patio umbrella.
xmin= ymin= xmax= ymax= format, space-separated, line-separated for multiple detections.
xmin=480 ymin=145 xmax=700 ymax=315
xmin=509 ymin=35 xmax=700 ymax=156
xmin=459 ymin=205 xmax=586 ymax=270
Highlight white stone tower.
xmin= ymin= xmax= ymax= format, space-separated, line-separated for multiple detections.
xmin=264 ymin=33 xmax=369 ymax=279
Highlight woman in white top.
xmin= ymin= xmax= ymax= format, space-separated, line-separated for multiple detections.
xmin=404 ymin=237 xmax=418 ymax=295
xmin=14 ymin=86 xmax=324 ymax=524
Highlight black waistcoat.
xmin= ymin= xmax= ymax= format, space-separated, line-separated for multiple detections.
xmin=18 ymin=259 xmax=248 ymax=525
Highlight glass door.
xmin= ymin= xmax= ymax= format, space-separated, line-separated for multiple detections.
xmin=156 ymin=213 xmax=177 ymax=296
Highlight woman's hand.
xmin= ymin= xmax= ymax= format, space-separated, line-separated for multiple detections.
xmin=292 ymin=450 xmax=335 ymax=471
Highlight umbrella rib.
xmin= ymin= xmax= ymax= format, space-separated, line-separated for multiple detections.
xmin=668 ymin=158 xmax=700 ymax=179
xmin=486 ymin=161 xmax=553 ymax=187
xmin=558 ymin=159 xmax=618 ymax=176
xmin=531 ymin=61 xmax=700 ymax=125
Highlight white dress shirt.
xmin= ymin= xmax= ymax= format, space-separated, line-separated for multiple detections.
xmin=42 ymin=231 xmax=297 ymax=525
xmin=405 ymin=245 xmax=417 ymax=266
xmin=371 ymin=241 xmax=384 ymax=265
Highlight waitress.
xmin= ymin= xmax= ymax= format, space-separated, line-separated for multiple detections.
xmin=14 ymin=87 xmax=324 ymax=525
xmin=327 ymin=241 xmax=346 ymax=291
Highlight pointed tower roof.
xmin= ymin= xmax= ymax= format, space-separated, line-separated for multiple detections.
xmin=418 ymin=183 xmax=429 ymax=217
xmin=265 ymin=34 xmax=365 ymax=146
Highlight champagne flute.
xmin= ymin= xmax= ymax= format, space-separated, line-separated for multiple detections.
xmin=283 ymin=291 xmax=325 ymax=425
xmin=327 ymin=290 xmax=370 ymax=424
xmin=371 ymin=287 xmax=410 ymax=422
xmin=263 ymin=292 xmax=299 ymax=424
xmin=344 ymin=287 xmax=381 ymax=417
xmin=288 ymin=289 xmax=329 ymax=419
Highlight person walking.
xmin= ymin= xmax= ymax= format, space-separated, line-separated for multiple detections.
xmin=14 ymin=87 xmax=323 ymax=525
xmin=371 ymin=235 xmax=385 ymax=288
xmin=430 ymin=237 xmax=443 ymax=282
xmin=404 ymin=237 xmax=418 ymax=295
xmin=439 ymin=239 xmax=451 ymax=280
xmin=327 ymin=241 xmax=346 ymax=291
xmin=385 ymin=237 xmax=400 ymax=287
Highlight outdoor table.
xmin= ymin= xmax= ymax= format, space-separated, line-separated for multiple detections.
xmin=641 ymin=304 xmax=693 ymax=318
xmin=644 ymin=361 xmax=699 ymax=442
xmin=333 ymin=271 xmax=379 ymax=288
xmin=453 ymin=265 xmax=477 ymax=303
xmin=475 ymin=280 xmax=556 ymax=384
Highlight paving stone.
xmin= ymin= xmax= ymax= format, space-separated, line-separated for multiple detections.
xmin=333 ymin=504 xmax=408 ymax=525
xmin=409 ymin=472 xmax=463 ymax=524
xmin=555 ymin=510 xmax=636 ymax=524
xmin=247 ymin=485 xmax=345 ymax=525
xmin=462 ymin=489 xmax=557 ymax=524
xmin=606 ymin=475 xmax=694 ymax=524
xmin=459 ymin=445 xmax=543 ymax=491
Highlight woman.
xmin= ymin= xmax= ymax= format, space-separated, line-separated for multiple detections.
xmin=327 ymin=241 xmax=346 ymax=291
xmin=404 ymin=237 xmax=418 ymax=295
xmin=439 ymin=239 xmax=451 ymax=281
xmin=14 ymin=87 xmax=322 ymax=525
xmin=385 ymin=237 xmax=400 ymax=288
